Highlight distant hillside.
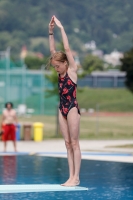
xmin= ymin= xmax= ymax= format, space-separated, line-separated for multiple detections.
xmin=0 ymin=0 xmax=133 ymax=58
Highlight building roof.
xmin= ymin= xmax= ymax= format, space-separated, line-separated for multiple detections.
xmin=91 ymin=70 xmax=126 ymax=77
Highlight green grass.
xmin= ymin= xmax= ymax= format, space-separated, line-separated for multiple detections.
xmin=9 ymin=88 xmax=133 ymax=116
xmin=105 ymin=144 xmax=133 ymax=148
xmin=80 ymin=115 xmax=133 ymax=139
xmin=0 ymin=115 xmax=132 ymax=140
xmin=1 ymin=88 xmax=133 ymax=140
xmin=77 ymin=87 xmax=133 ymax=112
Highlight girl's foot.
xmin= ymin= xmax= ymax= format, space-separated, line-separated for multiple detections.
xmin=61 ymin=177 xmax=73 ymax=186
xmin=61 ymin=179 xmax=80 ymax=187
xmin=68 ymin=180 xmax=80 ymax=187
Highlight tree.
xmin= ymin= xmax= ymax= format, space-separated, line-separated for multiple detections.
xmin=81 ymin=54 xmax=104 ymax=74
xmin=0 ymin=0 xmax=133 ymax=57
xmin=45 ymin=68 xmax=59 ymax=99
xmin=120 ymin=46 xmax=133 ymax=93
xmin=24 ymin=56 xmax=47 ymax=69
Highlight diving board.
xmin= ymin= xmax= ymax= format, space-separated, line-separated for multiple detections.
xmin=0 ymin=184 xmax=88 ymax=193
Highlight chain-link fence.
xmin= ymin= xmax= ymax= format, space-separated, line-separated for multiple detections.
xmin=0 ymin=49 xmax=127 ymax=116
xmin=0 ymin=49 xmax=58 ymax=115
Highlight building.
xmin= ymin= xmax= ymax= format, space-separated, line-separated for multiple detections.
xmin=78 ymin=70 xmax=126 ymax=88
xmin=103 ymin=50 xmax=123 ymax=67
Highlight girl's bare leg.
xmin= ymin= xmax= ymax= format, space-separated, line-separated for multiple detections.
xmin=66 ymin=107 xmax=81 ymax=186
xmin=59 ymin=110 xmax=74 ymax=185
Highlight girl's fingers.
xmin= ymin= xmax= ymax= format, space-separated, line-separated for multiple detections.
xmin=52 ymin=16 xmax=63 ymax=28
xmin=53 ymin=16 xmax=58 ymax=22
xmin=53 ymin=16 xmax=61 ymax=25
xmin=49 ymin=18 xmax=53 ymax=24
xmin=54 ymin=16 xmax=58 ymax=22
xmin=49 ymin=22 xmax=55 ymax=27
xmin=49 ymin=16 xmax=54 ymax=25
xmin=54 ymin=18 xmax=60 ymax=25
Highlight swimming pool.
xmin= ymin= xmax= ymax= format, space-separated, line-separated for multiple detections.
xmin=0 ymin=155 xmax=133 ymax=200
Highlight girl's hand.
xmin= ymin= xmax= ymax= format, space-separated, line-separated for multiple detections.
xmin=49 ymin=16 xmax=55 ymax=32
xmin=54 ymin=16 xmax=63 ymax=29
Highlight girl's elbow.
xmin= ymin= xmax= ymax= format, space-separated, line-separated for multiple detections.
xmin=50 ymin=49 xmax=56 ymax=54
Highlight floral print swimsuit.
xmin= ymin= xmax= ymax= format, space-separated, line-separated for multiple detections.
xmin=58 ymin=72 xmax=80 ymax=119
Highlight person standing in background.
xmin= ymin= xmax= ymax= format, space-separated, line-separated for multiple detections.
xmin=1 ymin=102 xmax=17 ymax=152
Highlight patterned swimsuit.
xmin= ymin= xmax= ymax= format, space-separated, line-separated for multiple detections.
xmin=58 ymin=72 xmax=80 ymax=119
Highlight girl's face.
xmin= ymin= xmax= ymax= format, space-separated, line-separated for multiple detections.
xmin=51 ymin=59 xmax=67 ymax=74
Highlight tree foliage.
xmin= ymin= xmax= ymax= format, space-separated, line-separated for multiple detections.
xmin=24 ymin=56 xmax=47 ymax=69
xmin=0 ymin=0 xmax=133 ymax=57
xmin=120 ymin=46 xmax=133 ymax=93
xmin=82 ymin=54 xmax=104 ymax=73
xmin=45 ymin=68 xmax=59 ymax=99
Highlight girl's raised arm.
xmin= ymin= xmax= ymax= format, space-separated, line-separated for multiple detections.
xmin=49 ymin=16 xmax=56 ymax=54
xmin=54 ymin=16 xmax=77 ymax=71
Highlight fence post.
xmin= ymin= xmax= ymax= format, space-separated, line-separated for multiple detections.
xmin=6 ymin=47 xmax=10 ymax=102
xmin=40 ymin=65 xmax=45 ymax=115
xmin=95 ymin=104 xmax=99 ymax=135
xmin=22 ymin=64 xmax=26 ymax=104
xmin=56 ymin=104 xmax=59 ymax=136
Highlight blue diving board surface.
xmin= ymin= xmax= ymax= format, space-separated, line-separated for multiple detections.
xmin=0 ymin=184 xmax=88 ymax=193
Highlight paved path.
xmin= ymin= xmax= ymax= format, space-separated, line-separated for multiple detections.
xmin=0 ymin=139 xmax=133 ymax=163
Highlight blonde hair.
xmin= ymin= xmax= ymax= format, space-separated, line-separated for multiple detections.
xmin=46 ymin=51 xmax=69 ymax=69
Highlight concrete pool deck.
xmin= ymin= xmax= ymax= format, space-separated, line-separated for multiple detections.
xmin=0 ymin=139 xmax=133 ymax=163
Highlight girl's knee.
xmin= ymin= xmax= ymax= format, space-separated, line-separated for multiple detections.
xmin=65 ymin=141 xmax=72 ymax=150
xmin=71 ymin=139 xmax=80 ymax=150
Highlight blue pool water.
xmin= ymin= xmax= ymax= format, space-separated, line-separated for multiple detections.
xmin=0 ymin=155 xmax=133 ymax=200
